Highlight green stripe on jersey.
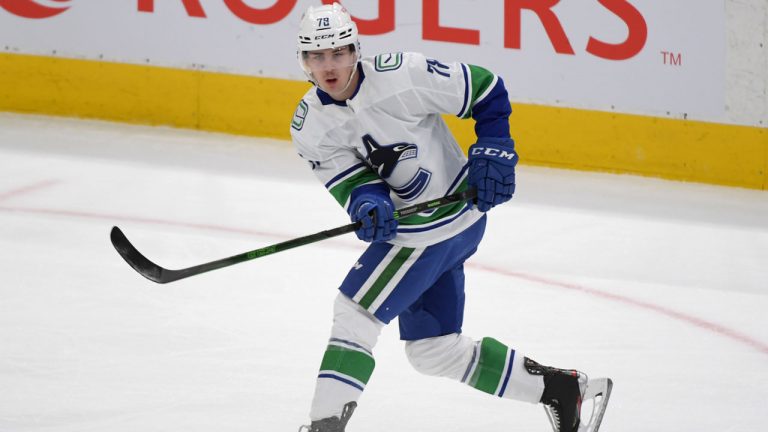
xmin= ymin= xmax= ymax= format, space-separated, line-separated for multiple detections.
xmin=397 ymin=199 xmax=465 ymax=226
xmin=398 ymin=182 xmax=469 ymax=226
xmin=468 ymin=337 xmax=509 ymax=395
xmin=328 ymin=168 xmax=381 ymax=207
xmin=358 ymin=247 xmax=415 ymax=310
xmin=319 ymin=345 xmax=376 ymax=385
xmin=462 ymin=65 xmax=497 ymax=119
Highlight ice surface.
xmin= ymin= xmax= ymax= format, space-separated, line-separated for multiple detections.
xmin=1 ymin=113 xmax=766 ymax=431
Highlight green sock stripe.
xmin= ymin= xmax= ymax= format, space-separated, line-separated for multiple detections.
xmin=319 ymin=345 xmax=376 ymax=385
xmin=468 ymin=337 xmax=509 ymax=395
xmin=358 ymin=247 xmax=415 ymax=310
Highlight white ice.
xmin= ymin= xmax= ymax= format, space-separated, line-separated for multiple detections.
xmin=1 ymin=113 xmax=766 ymax=432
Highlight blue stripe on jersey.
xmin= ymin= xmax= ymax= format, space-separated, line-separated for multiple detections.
xmin=318 ymin=373 xmax=365 ymax=391
xmin=325 ymin=163 xmax=368 ymax=189
xmin=397 ymin=205 xmax=471 ymax=233
xmin=497 ymin=349 xmax=516 ymax=397
xmin=458 ymin=63 xmax=470 ymax=118
xmin=472 ymin=77 xmax=512 ymax=138
xmin=446 ymin=165 xmax=469 ymax=194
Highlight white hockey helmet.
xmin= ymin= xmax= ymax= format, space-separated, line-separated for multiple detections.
xmin=297 ymin=3 xmax=360 ymax=82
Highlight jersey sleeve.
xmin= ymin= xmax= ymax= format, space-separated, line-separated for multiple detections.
xmin=290 ymin=102 xmax=385 ymax=212
xmin=401 ymin=52 xmax=512 ymax=138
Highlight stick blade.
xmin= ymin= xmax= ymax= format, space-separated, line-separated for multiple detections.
xmin=110 ymin=226 xmax=169 ymax=284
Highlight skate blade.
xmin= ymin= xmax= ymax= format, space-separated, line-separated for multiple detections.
xmin=578 ymin=378 xmax=613 ymax=432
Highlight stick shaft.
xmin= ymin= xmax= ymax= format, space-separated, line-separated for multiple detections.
xmin=111 ymin=188 xmax=476 ymax=284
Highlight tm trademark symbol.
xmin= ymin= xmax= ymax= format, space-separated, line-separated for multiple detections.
xmin=661 ymin=51 xmax=682 ymax=66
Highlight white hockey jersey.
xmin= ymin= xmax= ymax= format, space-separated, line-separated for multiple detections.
xmin=290 ymin=52 xmax=511 ymax=248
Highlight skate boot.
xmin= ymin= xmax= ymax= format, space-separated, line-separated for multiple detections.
xmin=298 ymin=402 xmax=357 ymax=432
xmin=525 ymin=358 xmax=587 ymax=432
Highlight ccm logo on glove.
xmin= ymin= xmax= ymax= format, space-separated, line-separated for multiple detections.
xmin=469 ymin=147 xmax=517 ymax=160
xmin=466 ymin=137 xmax=518 ymax=213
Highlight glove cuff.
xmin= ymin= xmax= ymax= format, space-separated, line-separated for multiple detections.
xmin=473 ymin=136 xmax=515 ymax=148
xmin=348 ymin=183 xmax=392 ymax=217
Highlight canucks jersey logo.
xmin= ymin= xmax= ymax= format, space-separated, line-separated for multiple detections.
xmin=362 ymin=134 xmax=417 ymax=179
xmin=391 ymin=168 xmax=432 ymax=201
xmin=362 ymin=134 xmax=431 ymax=202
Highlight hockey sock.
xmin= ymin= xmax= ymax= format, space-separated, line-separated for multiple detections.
xmin=310 ymin=339 xmax=376 ymax=420
xmin=462 ymin=337 xmax=544 ymax=403
xmin=405 ymin=334 xmax=545 ymax=403
xmin=309 ymin=294 xmax=383 ymax=421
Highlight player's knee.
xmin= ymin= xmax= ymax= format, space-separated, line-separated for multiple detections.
xmin=404 ymin=333 xmax=475 ymax=379
xmin=330 ymin=293 xmax=384 ymax=351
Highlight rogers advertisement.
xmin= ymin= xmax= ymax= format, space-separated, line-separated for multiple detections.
xmin=0 ymin=0 xmax=726 ymax=122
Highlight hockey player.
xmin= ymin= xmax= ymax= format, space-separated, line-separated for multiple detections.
xmin=291 ymin=3 xmax=611 ymax=432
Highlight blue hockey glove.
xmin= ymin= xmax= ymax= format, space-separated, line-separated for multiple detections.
xmin=349 ymin=193 xmax=398 ymax=243
xmin=466 ymin=137 xmax=518 ymax=212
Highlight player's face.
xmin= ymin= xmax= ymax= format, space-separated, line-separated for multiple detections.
xmin=304 ymin=46 xmax=358 ymax=99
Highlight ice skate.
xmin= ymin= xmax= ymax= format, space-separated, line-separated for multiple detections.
xmin=298 ymin=402 xmax=357 ymax=432
xmin=526 ymin=358 xmax=612 ymax=432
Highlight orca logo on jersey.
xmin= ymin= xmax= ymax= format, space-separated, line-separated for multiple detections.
xmin=362 ymin=134 xmax=417 ymax=179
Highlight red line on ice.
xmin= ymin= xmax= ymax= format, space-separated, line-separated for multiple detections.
xmin=1 ymin=204 xmax=766 ymax=356
xmin=469 ymin=263 xmax=768 ymax=356
xmin=0 ymin=205 xmax=283 ymax=240
xmin=0 ymin=179 xmax=60 ymax=202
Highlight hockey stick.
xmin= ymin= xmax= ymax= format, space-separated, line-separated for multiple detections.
xmin=111 ymin=188 xmax=477 ymax=284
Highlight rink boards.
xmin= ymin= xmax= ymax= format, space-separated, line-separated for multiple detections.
xmin=1 ymin=52 xmax=764 ymax=190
